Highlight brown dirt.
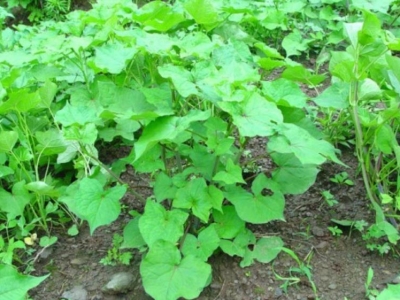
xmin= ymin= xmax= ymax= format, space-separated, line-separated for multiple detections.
xmin=28 ymin=147 xmax=400 ymax=300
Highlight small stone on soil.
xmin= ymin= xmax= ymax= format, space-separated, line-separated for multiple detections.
xmin=61 ymin=285 xmax=88 ymax=300
xmin=102 ymin=272 xmax=135 ymax=295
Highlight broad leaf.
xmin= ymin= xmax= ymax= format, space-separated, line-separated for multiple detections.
xmin=213 ymin=206 xmax=245 ymax=239
xmin=225 ymin=174 xmax=285 ymax=224
xmin=213 ymin=159 xmax=245 ymax=185
xmin=139 ymin=200 xmax=188 ymax=247
xmin=59 ymin=178 xmax=126 ymax=234
xmin=219 ymin=92 xmax=282 ymax=137
xmin=141 ymin=240 xmax=211 ymax=300
xmin=313 ymin=82 xmax=350 ymax=109
xmin=0 ymin=264 xmax=48 ymax=300
xmin=0 ymin=131 xmax=18 ymax=153
xmin=262 ymin=78 xmax=307 ymax=108
xmin=182 ymin=224 xmax=220 ymax=261
xmin=121 ymin=217 xmax=146 ymax=249
xmin=0 ymin=182 xmax=32 ymax=219
xmin=271 ymin=153 xmax=319 ymax=194
xmin=174 ymin=178 xmax=213 ymax=223
xmin=268 ymin=123 xmax=343 ymax=165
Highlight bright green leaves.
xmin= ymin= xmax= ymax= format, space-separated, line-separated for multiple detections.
xmin=0 ymin=264 xmax=49 ymax=300
xmin=219 ymin=92 xmax=283 ymax=137
xmin=225 ymin=174 xmax=285 ymax=224
xmin=184 ymin=0 xmax=219 ymax=30
xmin=271 ymin=153 xmax=319 ymax=195
xmin=213 ymin=159 xmax=245 ymax=185
xmin=133 ymin=110 xmax=210 ymax=161
xmin=59 ymin=178 xmax=126 ymax=234
xmin=134 ymin=1 xmax=185 ymax=32
xmin=158 ymin=64 xmax=198 ymax=97
xmin=139 ymin=201 xmax=188 ymax=247
xmin=0 ymin=182 xmax=32 ymax=220
xmin=269 ymin=123 xmax=342 ymax=165
xmin=0 ymin=131 xmax=18 ymax=153
xmin=314 ymin=82 xmax=350 ymax=109
xmin=0 ymin=89 xmax=41 ymax=114
xmin=140 ymin=240 xmax=211 ymax=300
xmin=89 ymin=43 xmax=137 ymax=74
xmin=174 ymin=178 xmax=212 ymax=223
xmin=262 ymin=78 xmax=307 ymax=108
xmin=182 ymin=224 xmax=220 ymax=261
xmin=55 ymin=103 xmax=100 ymax=127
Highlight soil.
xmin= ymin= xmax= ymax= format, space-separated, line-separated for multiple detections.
xmin=27 ymin=146 xmax=400 ymax=300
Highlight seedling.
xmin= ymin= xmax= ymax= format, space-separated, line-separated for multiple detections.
xmin=328 ymin=226 xmax=343 ymax=237
xmin=321 ymin=190 xmax=338 ymax=207
xmin=100 ymin=234 xmax=132 ymax=266
xmin=330 ymin=172 xmax=354 ymax=186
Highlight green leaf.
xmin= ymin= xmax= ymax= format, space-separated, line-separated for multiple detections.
xmin=271 ymin=153 xmax=319 ymax=194
xmin=262 ymin=79 xmax=307 ymax=108
xmin=207 ymin=185 xmax=224 ymax=212
xmin=184 ymin=0 xmax=219 ymax=26
xmin=213 ymin=206 xmax=245 ymax=239
xmin=121 ymin=217 xmax=146 ymax=249
xmin=213 ymin=159 xmax=245 ymax=185
xmin=313 ymin=82 xmax=350 ymax=109
xmin=59 ymin=178 xmax=126 ymax=235
xmin=281 ymin=66 xmax=326 ymax=86
xmin=35 ymin=130 xmax=67 ymax=156
xmin=141 ymin=240 xmax=211 ymax=300
xmin=38 ymin=81 xmax=57 ymax=109
xmin=268 ymin=123 xmax=343 ymax=165
xmin=55 ymin=103 xmax=100 ymax=126
xmin=343 ymin=22 xmax=363 ymax=49
xmin=0 ymin=89 xmax=41 ymax=114
xmin=219 ymin=92 xmax=282 ymax=137
xmin=134 ymin=111 xmax=210 ymax=161
xmin=174 ymin=178 xmax=212 ymax=223
xmin=0 ymin=264 xmax=48 ymax=300
xmin=252 ymin=236 xmax=284 ymax=263
xmin=25 ymin=181 xmax=59 ymax=197
xmin=0 ymin=131 xmax=18 ymax=152
xmin=359 ymin=79 xmax=382 ymax=101
xmin=178 ymin=32 xmax=215 ymax=59
xmin=219 ymin=228 xmax=255 ymax=258
xmin=377 ymin=284 xmax=400 ymax=300
xmin=158 ymin=64 xmax=198 ymax=98
xmin=282 ymin=30 xmax=308 ymax=57
xmin=225 ymin=174 xmax=285 ymax=224
xmin=134 ymin=1 xmax=185 ymax=32
xmin=89 ymin=43 xmax=137 ymax=74
xmin=182 ymin=224 xmax=220 ymax=261
xmin=64 ymin=123 xmax=98 ymax=145
xmin=0 ymin=182 xmax=32 ymax=219
xmin=374 ymin=125 xmax=395 ymax=154
xmin=154 ymin=172 xmax=177 ymax=202
xmin=139 ymin=200 xmax=188 ymax=247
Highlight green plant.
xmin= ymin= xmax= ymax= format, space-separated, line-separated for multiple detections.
xmin=100 ymin=234 xmax=132 ymax=266
xmin=330 ymin=172 xmax=354 ymax=186
xmin=321 ymin=190 xmax=338 ymax=207
xmin=328 ymin=226 xmax=343 ymax=237
xmin=273 ymin=248 xmax=318 ymax=299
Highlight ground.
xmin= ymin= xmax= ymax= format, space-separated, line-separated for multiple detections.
xmin=28 ymin=147 xmax=400 ymax=300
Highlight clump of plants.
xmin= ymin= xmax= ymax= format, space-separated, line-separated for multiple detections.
xmin=1 ymin=0 xmax=400 ymax=299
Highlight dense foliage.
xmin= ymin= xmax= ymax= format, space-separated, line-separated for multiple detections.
xmin=1 ymin=0 xmax=400 ymax=299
